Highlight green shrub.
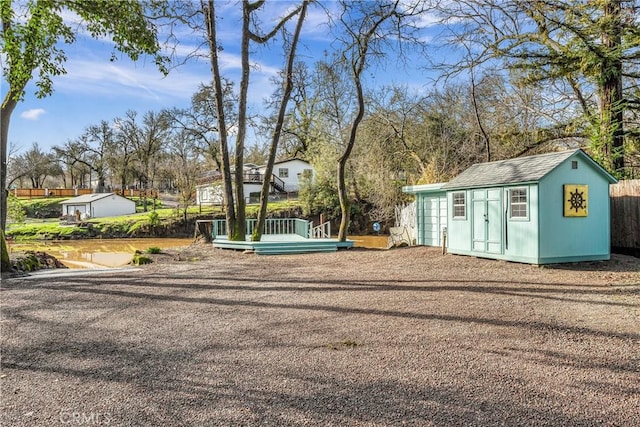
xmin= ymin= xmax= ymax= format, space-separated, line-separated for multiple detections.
xmin=299 ymin=179 xmax=341 ymax=221
xmin=22 ymin=197 xmax=66 ymax=218
xmin=131 ymin=254 xmax=153 ymax=266
xmin=146 ymin=247 xmax=161 ymax=254
xmin=148 ymin=211 xmax=161 ymax=227
xmin=7 ymin=194 xmax=26 ymax=223
xmin=127 ymin=220 xmax=149 ymax=235
xmin=15 ymin=253 xmax=40 ymax=271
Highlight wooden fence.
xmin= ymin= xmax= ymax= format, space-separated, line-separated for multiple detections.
xmin=13 ymin=188 xmax=158 ymax=199
xmin=13 ymin=188 xmax=93 ymax=198
xmin=610 ymin=180 xmax=640 ymax=254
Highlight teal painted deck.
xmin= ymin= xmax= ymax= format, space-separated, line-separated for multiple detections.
xmin=213 ymin=234 xmax=354 ymax=255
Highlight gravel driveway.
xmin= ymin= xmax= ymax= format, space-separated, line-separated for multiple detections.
xmin=2 ymin=245 xmax=639 ymax=426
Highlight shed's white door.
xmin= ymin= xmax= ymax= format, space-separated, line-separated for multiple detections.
xmin=421 ymin=196 xmax=446 ymax=246
xmin=472 ymin=189 xmax=502 ymax=254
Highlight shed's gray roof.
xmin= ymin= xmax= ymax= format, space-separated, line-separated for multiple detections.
xmin=60 ymin=193 xmax=121 ymax=204
xmin=442 ymin=150 xmax=583 ymax=190
xmin=402 ymin=182 xmax=446 ymax=194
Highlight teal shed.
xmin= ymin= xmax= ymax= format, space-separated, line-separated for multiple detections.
xmin=406 ymin=149 xmax=618 ymax=264
xmin=403 ymin=183 xmax=447 ymax=246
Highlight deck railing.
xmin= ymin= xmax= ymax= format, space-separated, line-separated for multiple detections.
xmin=241 ymin=172 xmax=286 ymax=192
xmin=212 ymin=218 xmax=310 ymax=239
xmin=309 ymin=221 xmax=331 ymax=239
xmin=212 ymin=219 xmax=227 ymax=238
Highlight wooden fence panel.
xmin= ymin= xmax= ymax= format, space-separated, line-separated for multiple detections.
xmin=14 ymin=188 xmax=94 ymax=198
xmin=610 ymin=180 xmax=640 ymax=253
xmin=14 ymin=188 xmax=46 ymax=197
xmin=13 ymin=188 xmax=158 ymax=199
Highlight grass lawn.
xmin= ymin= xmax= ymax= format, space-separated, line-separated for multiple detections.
xmin=6 ymin=199 xmax=305 ymax=241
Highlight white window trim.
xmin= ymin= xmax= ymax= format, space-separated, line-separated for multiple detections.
xmin=509 ymin=187 xmax=529 ymax=221
xmin=452 ymin=192 xmax=467 ymax=220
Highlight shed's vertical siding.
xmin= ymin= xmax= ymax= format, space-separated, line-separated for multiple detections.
xmin=503 ymin=185 xmax=539 ymax=263
xmin=538 ymin=157 xmax=611 ymax=263
xmin=446 ymin=190 xmax=472 ymax=252
xmin=417 ymin=193 xmax=447 ymax=246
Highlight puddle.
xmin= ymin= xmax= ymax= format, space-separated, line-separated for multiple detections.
xmin=8 ymin=238 xmax=193 ymax=268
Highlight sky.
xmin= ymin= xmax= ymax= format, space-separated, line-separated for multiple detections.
xmin=2 ymin=1 xmax=445 ymax=156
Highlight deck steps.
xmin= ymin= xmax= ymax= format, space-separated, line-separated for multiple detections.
xmin=213 ymin=236 xmax=353 ymax=255
xmin=255 ymin=240 xmax=338 ymax=255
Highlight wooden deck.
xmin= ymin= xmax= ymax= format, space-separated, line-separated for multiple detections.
xmin=213 ymin=234 xmax=354 ymax=255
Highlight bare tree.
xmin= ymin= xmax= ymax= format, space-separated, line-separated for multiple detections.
xmin=167 ymin=129 xmax=203 ymax=221
xmin=15 ymin=143 xmax=59 ymax=188
xmin=110 ymin=114 xmax=138 ymax=193
xmin=114 ymin=110 xmax=169 ymax=210
xmin=201 ymin=0 xmax=303 ymax=240
xmin=202 ymin=0 xmax=237 ymax=238
xmin=252 ymin=0 xmax=309 ymax=242
xmin=435 ymin=0 xmax=640 ymax=176
xmin=166 ymin=81 xmax=237 ymax=172
xmin=332 ymin=0 xmax=428 ymax=241
xmin=275 ymin=61 xmax=319 ymax=159
xmin=134 ymin=111 xmax=170 ymax=211
xmin=53 ymin=121 xmax=114 ymax=192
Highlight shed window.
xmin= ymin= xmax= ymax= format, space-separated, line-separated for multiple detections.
xmin=278 ymin=168 xmax=289 ymax=178
xmin=510 ymin=188 xmax=528 ymax=219
xmin=452 ymin=192 xmax=466 ymax=219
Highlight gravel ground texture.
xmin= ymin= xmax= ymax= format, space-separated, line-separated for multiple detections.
xmin=1 ymin=245 xmax=639 ymax=426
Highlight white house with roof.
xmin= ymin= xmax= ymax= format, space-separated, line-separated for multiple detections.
xmin=264 ymin=159 xmax=314 ymax=192
xmin=196 ymin=159 xmax=315 ymax=205
xmin=60 ymin=193 xmax=136 ymax=218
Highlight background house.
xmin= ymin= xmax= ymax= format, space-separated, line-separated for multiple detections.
xmin=196 ymin=181 xmax=224 ymax=206
xmin=196 ymin=159 xmax=315 ymax=205
xmin=405 ymin=149 xmax=617 ymax=264
xmin=262 ymin=159 xmax=314 ymax=193
xmin=61 ymin=193 xmax=136 ymax=218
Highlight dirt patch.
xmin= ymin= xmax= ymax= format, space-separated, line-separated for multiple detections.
xmin=1 ymin=245 xmax=639 ymax=426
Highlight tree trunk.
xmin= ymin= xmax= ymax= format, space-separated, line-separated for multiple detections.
xmin=337 ymin=77 xmax=365 ymax=241
xmin=253 ymin=1 xmax=308 ymax=242
xmin=203 ymin=0 xmax=236 ymax=237
xmin=96 ymin=174 xmax=106 ymax=193
xmin=470 ymin=66 xmax=491 ymax=162
xmin=232 ymin=2 xmax=253 ymax=241
xmin=1 ymin=228 xmax=10 ymax=273
xmin=1 ymin=91 xmax=18 ymax=272
xmin=335 ymin=2 xmax=398 ymax=241
xmin=1 ymin=94 xmax=18 ymax=232
xmin=600 ymin=0 xmax=624 ymax=175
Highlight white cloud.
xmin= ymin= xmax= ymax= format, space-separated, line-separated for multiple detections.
xmin=53 ymin=58 xmax=206 ymax=102
xmin=20 ymin=108 xmax=46 ymax=120
xmin=53 ymin=47 xmax=281 ymax=107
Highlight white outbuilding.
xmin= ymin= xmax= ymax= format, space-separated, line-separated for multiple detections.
xmin=60 ymin=193 xmax=136 ymax=219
